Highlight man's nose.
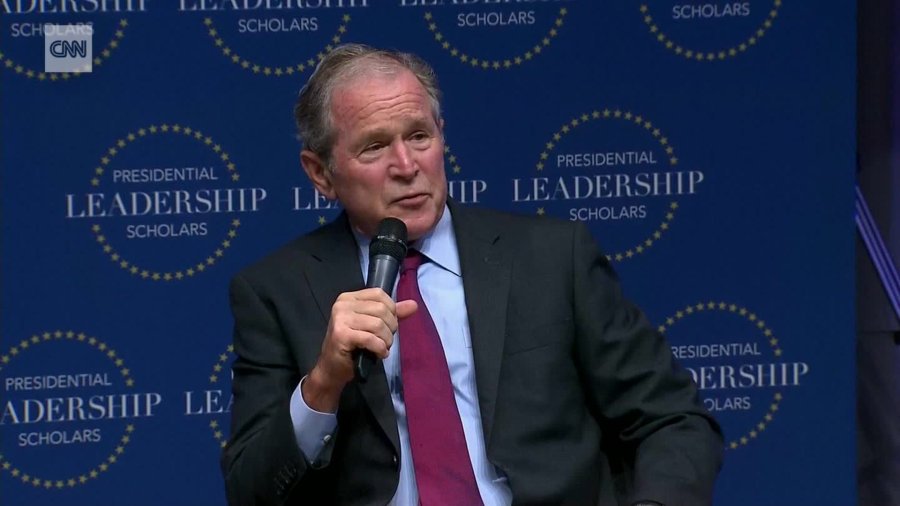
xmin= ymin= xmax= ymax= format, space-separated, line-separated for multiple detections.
xmin=388 ymin=141 xmax=417 ymax=177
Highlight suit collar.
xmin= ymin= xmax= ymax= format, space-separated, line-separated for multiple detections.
xmin=448 ymin=201 xmax=511 ymax=449
xmin=307 ymin=204 xmax=513 ymax=452
xmin=303 ymin=213 xmax=401 ymax=454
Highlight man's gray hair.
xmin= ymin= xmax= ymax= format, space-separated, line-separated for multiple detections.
xmin=294 ymin=43 xmax=443 ymax=169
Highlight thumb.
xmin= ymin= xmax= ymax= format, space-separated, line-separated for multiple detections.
xmin=396 ymin=299 xmax=418 ymax=319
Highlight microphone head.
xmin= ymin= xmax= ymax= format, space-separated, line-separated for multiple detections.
xmin=370 ymin=217 xmax=408 ymax=260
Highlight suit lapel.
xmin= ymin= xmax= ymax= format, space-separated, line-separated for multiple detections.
xmin=303 ymin=214 xmax=401 ymax=454
xmin=450 ymin=202 xmax=511 ymax=448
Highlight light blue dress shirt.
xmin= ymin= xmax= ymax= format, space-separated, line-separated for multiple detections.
xmin=289 ymin=207 xmax=512 ymax=506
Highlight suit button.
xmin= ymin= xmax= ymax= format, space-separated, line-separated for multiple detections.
xmin=392 ymin=455 xmax=399 ymax=467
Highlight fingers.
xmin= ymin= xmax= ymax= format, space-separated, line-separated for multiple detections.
xmin=315 ymin=289 xmax=403 ymax=380
xmin=396 ymin=299 xmax=418 ymax=320
xmin=306 ymin=289 xmax=421 ymax=408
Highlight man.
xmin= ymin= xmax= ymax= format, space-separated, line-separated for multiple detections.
xmin=222 ymin=44 xmax=723 ymax=506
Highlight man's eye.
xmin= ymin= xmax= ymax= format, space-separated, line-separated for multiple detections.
xmin=362 ymin=143 xmax=384 ymax=153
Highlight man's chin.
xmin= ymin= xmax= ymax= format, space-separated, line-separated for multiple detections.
xmin=402 ymin=211 xmax=443 ymax=241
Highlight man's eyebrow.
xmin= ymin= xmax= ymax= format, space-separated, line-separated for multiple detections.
xmin=353 ymin=118 xmax=435 ymax=143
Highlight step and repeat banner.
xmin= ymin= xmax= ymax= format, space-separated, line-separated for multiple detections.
xmin=1 ymin=2 xmax=855 ymax=505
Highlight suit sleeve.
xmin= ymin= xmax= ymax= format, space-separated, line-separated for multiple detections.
xmin=220 ymin=273 xmax=334 ymax=506
xmin=568 ymin=222 xmax=724 ymax=506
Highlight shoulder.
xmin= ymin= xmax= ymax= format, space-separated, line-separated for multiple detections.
xmin=451 ymin=202 xmax=590 ymax=249
xmin=233 ymin=216 xmax=353 ymax=285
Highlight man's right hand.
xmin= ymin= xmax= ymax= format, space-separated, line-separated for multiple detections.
xmin=302 ymin=287 xmax=417 ymax=413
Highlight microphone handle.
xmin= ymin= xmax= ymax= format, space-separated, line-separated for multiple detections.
xmin=354 ymin=254 xmax=402 ymax=382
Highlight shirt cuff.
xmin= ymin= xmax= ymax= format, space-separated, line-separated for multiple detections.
xmin=289 ymin=376 xmax=338 ymax=463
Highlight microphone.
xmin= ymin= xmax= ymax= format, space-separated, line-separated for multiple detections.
xmin=354 ymin=217 xmax=408 ymax=382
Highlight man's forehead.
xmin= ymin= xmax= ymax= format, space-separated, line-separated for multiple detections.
xmin=331 ymin=74 xmax=431 ymax=124
xmin=332 ymin=70 xmax=422 ymax=102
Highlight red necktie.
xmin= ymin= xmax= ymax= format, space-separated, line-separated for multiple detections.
xmin=398 ymin=250 xmax=484 ymax=506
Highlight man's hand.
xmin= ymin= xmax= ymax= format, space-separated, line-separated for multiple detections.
xmin=302 ymin=288 xmax=417 ymax=413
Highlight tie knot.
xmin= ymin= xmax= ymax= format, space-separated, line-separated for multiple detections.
xmin=402 ymin=249 xmax=426 ymax=273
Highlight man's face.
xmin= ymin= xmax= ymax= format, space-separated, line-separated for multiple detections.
xmin=302 ymin=69 xmax=447 ymax=241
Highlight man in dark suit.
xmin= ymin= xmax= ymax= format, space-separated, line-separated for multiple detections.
xmin=222 ymin=44 xmax=722 ymax=506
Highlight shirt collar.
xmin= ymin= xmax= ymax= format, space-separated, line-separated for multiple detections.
xmin=352 ymin=205 xmax=461 ymax=277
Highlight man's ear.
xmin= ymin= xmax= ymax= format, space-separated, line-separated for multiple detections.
xmin=300 ymin=149 xmax=337 ymax=200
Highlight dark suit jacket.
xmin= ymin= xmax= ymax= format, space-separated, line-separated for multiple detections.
xmin=222 ymin=201 xmax=723 ymax=506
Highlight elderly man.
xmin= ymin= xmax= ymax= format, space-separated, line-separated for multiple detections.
xmin=222 ymin=44 xmax=722 ymax=506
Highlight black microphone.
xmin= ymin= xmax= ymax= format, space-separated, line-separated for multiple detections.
xmin=354 ymin=217 xmax=408 ymax=382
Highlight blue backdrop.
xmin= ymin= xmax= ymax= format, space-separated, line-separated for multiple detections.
xmin=1 ymin=1 xmax=856 ymax=505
